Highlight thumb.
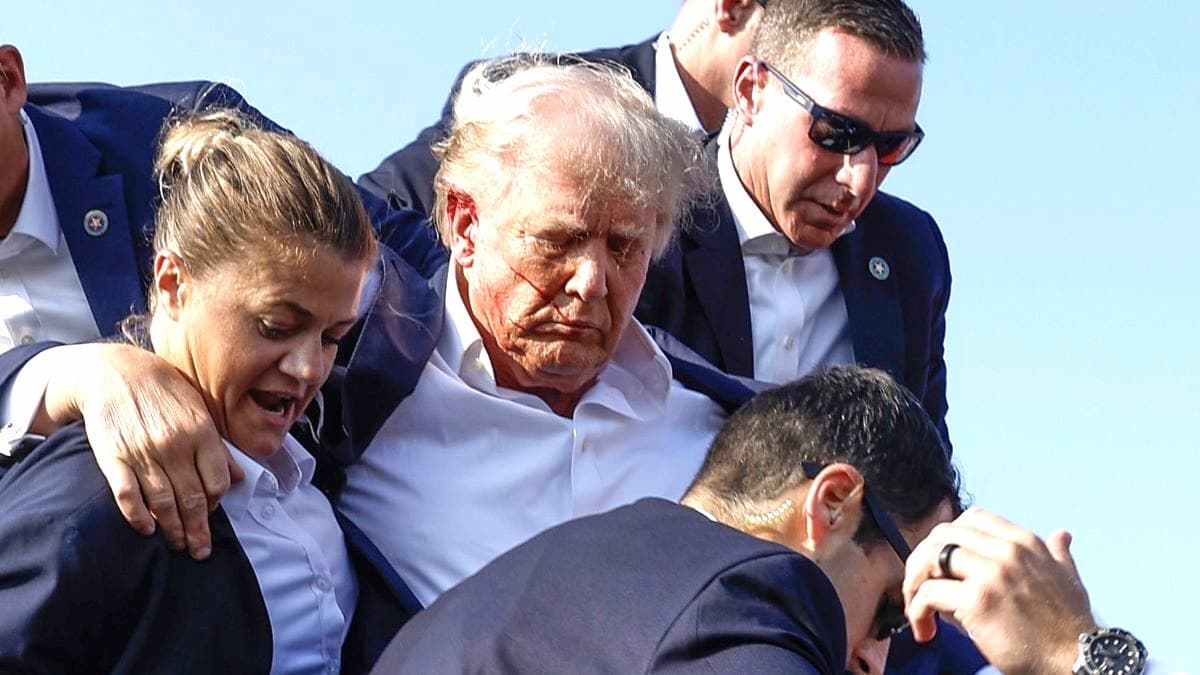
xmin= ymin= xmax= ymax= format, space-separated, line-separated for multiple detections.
xmin=1047 ymin=529 xmax=1078 ymax=572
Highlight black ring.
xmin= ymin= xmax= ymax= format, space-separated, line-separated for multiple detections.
xmin=938 ymin=543 xmax=960 ymax=578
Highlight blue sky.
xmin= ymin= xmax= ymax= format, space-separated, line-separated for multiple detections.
xmin=11 ymin=1 xmax=1197 ymax=667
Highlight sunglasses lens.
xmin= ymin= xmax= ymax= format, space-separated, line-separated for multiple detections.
xmin=809 ymin=111 xmax=870 ymax=154
xmin=877 ymin=132 xmax=922 ymax=166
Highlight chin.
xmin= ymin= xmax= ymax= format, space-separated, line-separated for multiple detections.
xmin=229 ymin=429 xmax=288 ymax=460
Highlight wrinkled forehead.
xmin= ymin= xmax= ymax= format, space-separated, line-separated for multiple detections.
xmin=491 ymin=167 xmax=659 ymax=241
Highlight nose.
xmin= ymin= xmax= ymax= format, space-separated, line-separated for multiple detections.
xmin=562 ymin=239 xmax=608 ymax=301
xmin=279 ymin=336 xmax=327 ymax=386
xmin=847 ymin=636 xmax=890 ymax=675
xmin=833 ymin=147 xmax=880 ymax=207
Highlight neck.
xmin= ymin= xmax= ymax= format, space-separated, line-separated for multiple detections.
xmin=671 ymin=42 xmax=728 ymax=133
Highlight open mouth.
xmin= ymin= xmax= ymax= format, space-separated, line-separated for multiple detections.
xmin=249 ymin=390 xmax=296 ymax=419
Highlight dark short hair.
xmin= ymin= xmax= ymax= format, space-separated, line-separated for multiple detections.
xmin=688 ymin=366 xmax=960 ymax=544
xmin=753 ymin=0 xmax=926 ymax=69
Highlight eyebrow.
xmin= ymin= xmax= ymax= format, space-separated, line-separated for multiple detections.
xmin=277 ymin=301 xmax=357 ymax=329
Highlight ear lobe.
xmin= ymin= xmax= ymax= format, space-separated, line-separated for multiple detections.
xmin=715 ymin=0 xmax=758 ymax=32
xmin=446 ymin=188 xmax=479 ymax=267
xmin=153 ymin=251 xmax=188 ymax=321
xmin=802 ymin=463 xmax=866 ymax=554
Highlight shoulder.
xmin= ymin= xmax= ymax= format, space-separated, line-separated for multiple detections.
xmin=654 ymin=548 xmax=847 ymax=674
xmin=858 ymin=191 xmax=947 ymax=258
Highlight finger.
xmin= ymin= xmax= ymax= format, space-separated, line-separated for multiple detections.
xmin=906 ymin=578 xmax=972 ymax=635
xmin=137 ymin=462 xmax=187 ymax=550
xmin=954 ymin=508 xmax=1047 ymax=550
xmin=161 ymin=457 xmax=213 ymax=561
xmin=904 ymin=525 xmax=1016 ymax=602
xmin=95 ymin=456 xmax=156 ymax=536
xmin=195 ymin=435 xmax=237 ymax=512
xmin=1046 ymin=529 xmax=1080 ymax=574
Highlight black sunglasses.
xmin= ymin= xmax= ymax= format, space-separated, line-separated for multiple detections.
xmin=759 ymin=61 xmax=924 ymax=167
xmin=801 ymin=462 xmax=911 ymax=641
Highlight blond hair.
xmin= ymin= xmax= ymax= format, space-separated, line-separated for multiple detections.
xmin=431 ymin=55 xmax=710 ymax=260
xmin=152 ymin=108 xmax=375 ymax=281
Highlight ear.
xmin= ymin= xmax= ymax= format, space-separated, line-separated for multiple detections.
xmin=715 ymin=0 xmax=761 ymax=33
xmin=0 ymin=45 xmax=28 ymax=114
xmin=152 ymin=250 xmax=189 ymax=321
xmin=797 ymin=463 xmax=866 ymax=555
xmin=731 ymin=56 xmax=765 ymax=123
xmin=445 ymin=188 xmax=479 ymax=268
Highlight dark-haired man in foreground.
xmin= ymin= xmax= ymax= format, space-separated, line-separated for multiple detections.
xmin=372 ymin=367 xmax=1136 ymax=675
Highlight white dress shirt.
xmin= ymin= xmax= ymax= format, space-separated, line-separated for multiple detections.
xmin=717 ymin=131 xmax=856 ymax=384
xmin=0 ymin=110 xmax=100 ymax=353
xmin=338 ymin=272 xmax=726 ymax=607
xmin=653 ymin=32 xmax=706 ymax=133
xmin=222 ymin=435 xmax=357 ymax=675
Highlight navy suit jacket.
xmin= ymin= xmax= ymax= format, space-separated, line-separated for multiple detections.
xmin=23 ymin=80 xmax=445 ymax=341
xmin=358 ymin=36 xmax=658 ymax=214
xmin=0 ymin=420 xmax=414 ymax=674
xmin=636 ymin=148 xmax=953 ymax=450
xmin=372 ymin=498 xmax=849 ymax=674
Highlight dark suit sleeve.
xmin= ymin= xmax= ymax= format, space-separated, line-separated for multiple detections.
xmin=651 ymin=553 xmax=845 ymax=675
xmin=357 ymin=61 xmax=476 ymax=215
xmin=0 ymin=431 xmax=133 ymax=673
xmin=924 ymin=214 xmax=952 ymax=452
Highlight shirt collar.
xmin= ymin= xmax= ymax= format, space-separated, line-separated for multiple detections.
xmin=716 ymin=125 xmax=856 ymax=257
xmin=653 ymin=32 xmax=706 ymax=133
xmin=439 ymin=266 xmax=673 ymax=419
xmin=220 ymin=434 xmax=317 ymax=522
xmin=8 ymin=109 xmax=62 ymax=253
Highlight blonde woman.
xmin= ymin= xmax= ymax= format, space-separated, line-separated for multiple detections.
xmin=0 ymin=110 xmax=388 ymax=674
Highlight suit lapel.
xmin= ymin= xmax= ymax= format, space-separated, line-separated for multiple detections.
xmin=27 ymin=106 xmax=147 ymax=336
xmin=832 ymin=213 xmax=906 ymax=379
xmin=682 ymin=161 xmax=755 ymax=376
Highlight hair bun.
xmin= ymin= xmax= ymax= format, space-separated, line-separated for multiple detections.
xmin=154 ymin=108 xmax=255 ymax=195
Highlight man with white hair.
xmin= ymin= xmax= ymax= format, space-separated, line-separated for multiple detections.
xmin=359 ymin=0 xmax=767 ymax=214
xmin=0 ymin=56 xmax=751 ymax=610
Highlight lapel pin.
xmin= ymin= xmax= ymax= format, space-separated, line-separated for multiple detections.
xmin=83 ymin=209 xmax=109 ymax=237
xmin=868 ymin=256 xmax=890 ymax=281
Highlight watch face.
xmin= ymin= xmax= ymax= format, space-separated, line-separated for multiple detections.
xmin=1084 ymin=632 xmax=1146 ymax=675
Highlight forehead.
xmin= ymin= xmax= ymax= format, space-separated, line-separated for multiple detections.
xmin=784 ymin=28 xmax=923 ymax=128
xmin=492 ymin=171 xmax=657 ymax=239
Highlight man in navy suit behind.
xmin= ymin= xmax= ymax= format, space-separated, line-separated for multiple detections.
xmin=373 ymin=366 xmax=964 ymax=674
xmin=636 ymin=0 xmax=955 ymax=450
xmin=358 ymin=0 xmax=766 ymax=214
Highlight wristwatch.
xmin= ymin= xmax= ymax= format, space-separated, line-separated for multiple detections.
xmin=1073 ymin=627 xmax=1148 ymax=675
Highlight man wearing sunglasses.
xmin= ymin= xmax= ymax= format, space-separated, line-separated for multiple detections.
xmin=370 ymin=366 xmax=963 ymax=674
xmin=637 ymin=0 xmax=953 ymax=450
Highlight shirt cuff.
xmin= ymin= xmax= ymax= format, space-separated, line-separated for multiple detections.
xmin=0 ymin=347 xmax=58 ymax=455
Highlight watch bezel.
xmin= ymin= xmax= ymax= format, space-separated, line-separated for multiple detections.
xmin=1074 ymin=627 xmax=1148 ymax=675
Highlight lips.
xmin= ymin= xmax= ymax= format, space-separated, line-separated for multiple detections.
xmin=248 ymin=389 xmax=299 ymax=422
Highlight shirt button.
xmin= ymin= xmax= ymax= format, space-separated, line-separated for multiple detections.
xmin=581 ymin=440 xmax=591 ymax=453
xmin=260 ymin=504 xmax=276 ymax=520
xmin=783 ymin=336 xmax=795 ymax=350
xmin=19 ymin=335 xmax=34 ymax=345
xmin=314 ymin=576 xmax=331 ymax=592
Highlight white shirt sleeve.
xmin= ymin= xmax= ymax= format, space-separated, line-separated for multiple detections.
xmin=0 ymin=347 xmax=60 ymax=455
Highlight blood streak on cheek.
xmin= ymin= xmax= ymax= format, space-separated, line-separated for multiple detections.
xmin=506 ymin=259 xmax=571 ymax=322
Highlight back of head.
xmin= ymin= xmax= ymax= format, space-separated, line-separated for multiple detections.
xmin=689 ymin=366 xmax=959 ymax=538
xmin=431 ymin=54 xmax=709 ymax=259
xmin=152 ymin=107 xmax=375 ymax=282
xmin=753 ymin=0 xmax=926 ymax=71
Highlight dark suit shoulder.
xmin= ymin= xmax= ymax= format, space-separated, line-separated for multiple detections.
xmin=0 ymin=424 xmax=271 ymax=674
xmin=653 ymin=543 xmax=847 ymax=674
